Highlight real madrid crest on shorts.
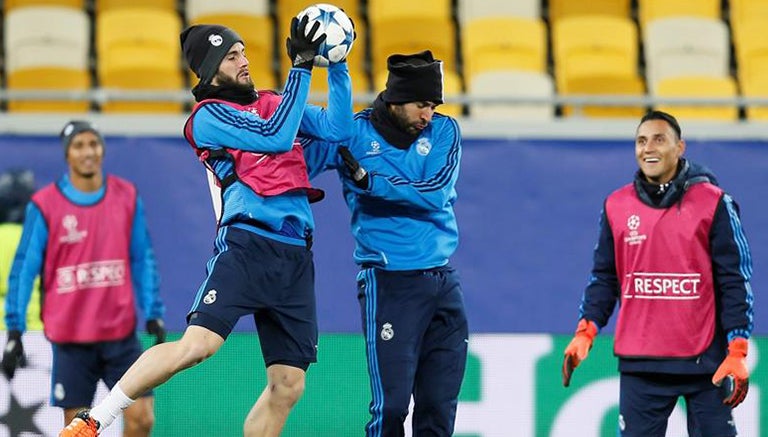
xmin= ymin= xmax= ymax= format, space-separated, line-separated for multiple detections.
xmin=203 ymin=289 xmax=217 ymax=304
xmin=380 ymin=322 xmax=394 ymax=341
xmin=416 ymin=138 xmax=432 ymax=156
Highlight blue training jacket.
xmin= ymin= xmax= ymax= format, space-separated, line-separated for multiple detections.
xmin=303 ymin=108 xmax=462 ymax=270
xmin=189 ymin=63 xmax=353 ymax=245
xmin=5 ymin=173 xmax=165 ymax=333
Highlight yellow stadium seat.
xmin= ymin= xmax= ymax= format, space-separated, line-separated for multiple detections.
xmin=738 ymin=52 xmax=768 ymax=99
xmin=733 ymin=20 xmax=768 ymax=87
xmin=741 ymin=75 xmax=768 ymax=121
xmin=374 ymin=69 xmax=463 ymax=118
xmin=561 ymin=74 xmax=646 ymax=118
xmin=458 ymin=0 xmax=541 ymax=22
xmin=638 ymin=0 xmax=720 ymax=28
xmin=95 ymin=0 xmax=176 ymax=13
xmin=654 ymin=76 xmax=738 ymax=121
xmin=4 ymin=6 xmax=91 ymax=111
xmin=553 ymin=16 xmax=638 ymax=90
xmin=467 ymin=71 xmax=555 ymax=121
xmin=461 ymin=17 xmax=547 ymax=78
xmin=368 ymin=0 xmax=451 ymax=26
xmin=643 ymin=17 xmax=730 ymax=89
xmin=97 ymin=8 xmax=183 ymax=112
xmin=4 ymin=0 xmax=83 ymax=11
xmin=370 ymin=18 xmax=456 ymax=73
xmin=7 ymin=68 xmax=91 ymax=112
xmin=549 ymin=0 xmax=631 ymax=21
xmin=730 ymin=0 xmax=768 ymax=38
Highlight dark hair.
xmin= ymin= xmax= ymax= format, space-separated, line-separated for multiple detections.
xmin=639 ymin=110 xmax=682 ymax=139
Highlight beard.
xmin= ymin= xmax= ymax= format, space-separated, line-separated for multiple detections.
xmin=214 ymin=71 xmax=254 ymax=91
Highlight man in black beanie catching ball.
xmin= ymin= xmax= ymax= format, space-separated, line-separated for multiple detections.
xmin=61 ymin=15 xmax=355 ymax=437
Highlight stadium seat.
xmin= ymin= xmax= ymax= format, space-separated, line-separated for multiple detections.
xmin=733 ymin=19 xmax=768 ymax=86
xmin=654 ymin=76 xmax=738 ymax=121
xmin=730 ymin=0 xmax=768 ymax=38
xmin=7 ymin=68 xmax=91 ymax=112
xmin=457 ymin=0 xmax=541 ymax=22
xmin=374 ymin=69 xmax=463 ymax=118
xmin=95 ymin=0 xmax=176 ymax=13
xmin=367 ymin=0 xmax=451 ymax=26
xmin=638 ymin=0 xmax=720 ymax=28
xmin=560 ymin=75 xmax=646 ymax=118
xmin=741 ymin=75 xmax=768 ymax=121
xmin=370 ymin=17 xmax=456 ymax=73
xmin=4 ymin=6 xmax=91 ymax=111
xmin=97 ymin=8 xmax=183 ymax=112
xmin=552 ymin=16 xmax=639 ymax=90
xmin=644 ymin=17 xmax=730 ymax=89
xmin=3 ymin=0 xmax=83 ymax=12
xmin=461 ymin=17 xmax=547 ymax=78
xmin=466 ymin=71 xmax=555 ymax=121
xmin=548 ymin=0 xmax=631 ymax=22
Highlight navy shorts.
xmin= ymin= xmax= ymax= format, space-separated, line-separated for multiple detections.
xmin=51 ymin=333 xmax=150 ymax=408
xmin=619 ymin=372 xmax=737 ymax=437
xmin=188 ymin=226 xmax=318 ymax=367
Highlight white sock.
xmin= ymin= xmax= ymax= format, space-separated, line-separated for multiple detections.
xmin=89 ymin=383 xmax=135 ymax=431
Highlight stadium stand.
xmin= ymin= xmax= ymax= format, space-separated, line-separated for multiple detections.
xmin=654 ymin=76 xmax=739 ymax=121
xmin=461 ymin=17 xmax=548 ymax=78
xmin=643 ymin=17 xmax=731 ymax=90
xmin=466 ymin=71 xmax=555 ymax=121
xmin=4 ymin=5 xmax=91 ymax=112
xmin=96 ymin=7 xmax=183 ymax=112
xmin=0 ymin=0 xmax=763 ymax=120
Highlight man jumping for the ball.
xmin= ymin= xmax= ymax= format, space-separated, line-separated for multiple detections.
xmin=59 ymin=18 xmax=354 ymax=437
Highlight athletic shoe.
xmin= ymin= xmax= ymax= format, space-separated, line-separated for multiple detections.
xmin=59 ymin=410 xmax=100 ymax=436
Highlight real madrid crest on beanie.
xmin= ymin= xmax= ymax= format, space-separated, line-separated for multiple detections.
xmin=180 ymin=24 xmax=244 ymax=85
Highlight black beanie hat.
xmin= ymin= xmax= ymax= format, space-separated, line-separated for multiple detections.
xmin=180 ymin=24 xmax=244 ymax=85
xmin=383 ymin=50 xmax=444 ymax=104
xmin=60 ymin=120 xmax=103 ymax=155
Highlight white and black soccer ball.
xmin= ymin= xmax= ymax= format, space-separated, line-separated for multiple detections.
xmin=296 ymin=3 xmax=355 ymax=67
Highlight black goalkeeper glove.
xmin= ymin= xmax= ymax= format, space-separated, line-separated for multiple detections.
xmin=2 ymin=330 xmax=26 ymax=380
xmin=339 ymin=146 xmax=369 ymax=190
xmin=286 ymin=15 xmax=326 ymax=70
xmin=146 ymin=319 xmax=167 ymax=345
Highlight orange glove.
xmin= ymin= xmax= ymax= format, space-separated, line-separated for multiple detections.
xmin=562 ymin=319 xmax=598 ymax=387
xmin=712 ymin=337 xmax=749 ymax=408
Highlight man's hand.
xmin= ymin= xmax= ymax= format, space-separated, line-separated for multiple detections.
xmin=339 ymin=146 xmax=369 ymax=189
xmin=286 ymin=15 xmax=326 ymax=70
xmin=2 ymin=330 xmax=26 ymax=379
xmin=562 ymin=319 xmax=598 ymax=387
xmin=146 ymin=319 xmax=167 ymax=345
xmin=712 ymin=337 xmax=749 ymax=408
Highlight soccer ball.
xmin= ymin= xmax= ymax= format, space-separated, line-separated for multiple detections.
xmin=296 ymin=3 xmax=355 ymax=67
